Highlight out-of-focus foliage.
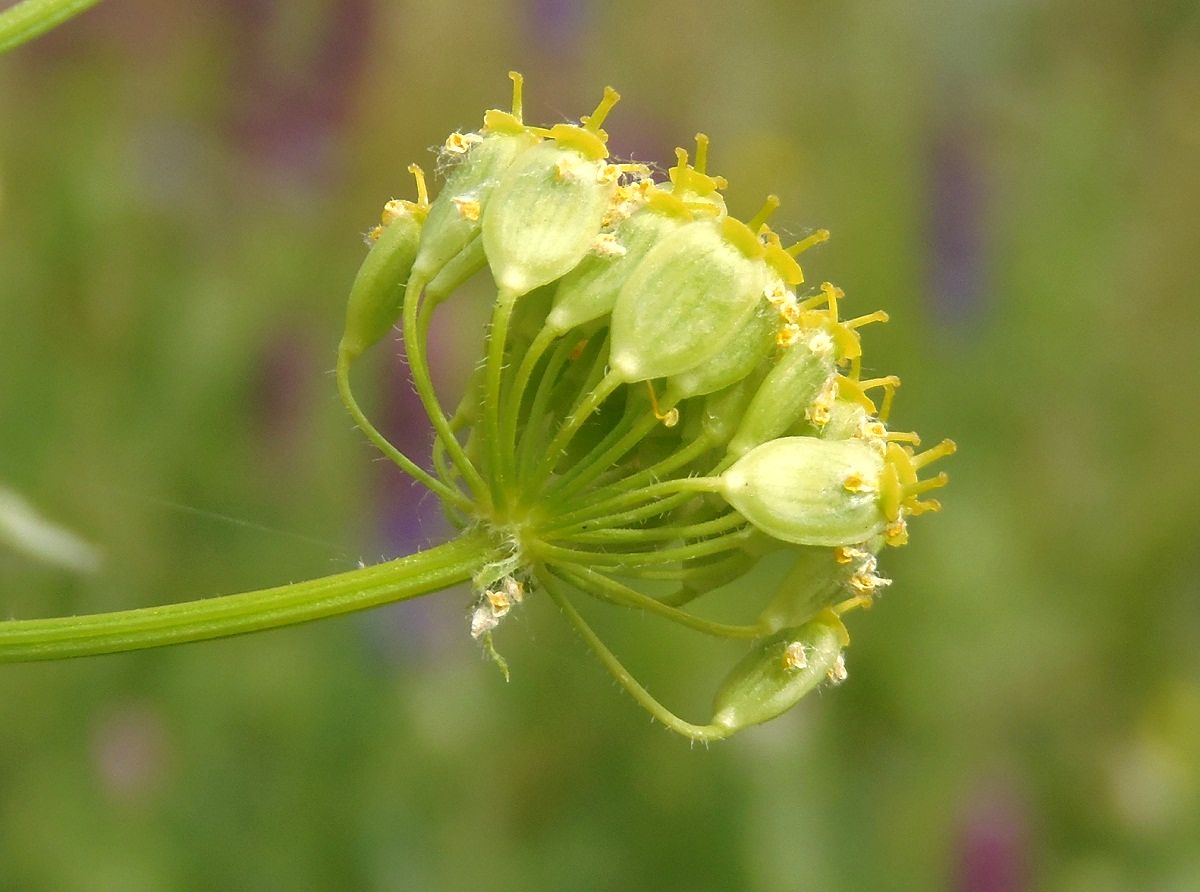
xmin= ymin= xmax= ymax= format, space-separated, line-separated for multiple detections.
xmin=1 ymin=1 xmax=1198 ymax=889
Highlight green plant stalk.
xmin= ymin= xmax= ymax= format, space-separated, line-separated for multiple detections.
xmin=550 ymin=564 xmax=762 ymax=640
xmin=0 ymin=528 xmax=500 ymax=662
xmin=0 ymin=0 xmax=102 ymax=54
xmin=539 ymin=569 xmax=729 ymax=742
xmin=336 ymin=349 xmax=475 ymax=514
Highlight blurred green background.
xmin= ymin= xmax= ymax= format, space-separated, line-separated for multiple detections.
xmin=2 ymin=1 xmax=1199 ymax=889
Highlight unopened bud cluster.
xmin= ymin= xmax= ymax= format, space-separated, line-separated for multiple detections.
xmin=338 ymin=74 xmax=954 ymax=740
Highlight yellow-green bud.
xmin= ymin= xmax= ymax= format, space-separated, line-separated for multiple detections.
xmin=546 ymin=202 xmax=684 ymax=333
xmin=413 ymin=129 xmax=539 ymax=283
xmin=666 ymin=301 xmax=776 ymax=400
xmin=718 ymin=437 xmax=887 ymax=546
xmin=728 ymin=331 xmax=837 ymax=457
xmin=710 ymin=616 xmax=847 ymax=733
xmin=483 ymin=140 xmax=619 ymax=297
xmin=339 ymin=203 xmax=423 ymax=362
xmin=609 ymin=217 xmax=766 ymax=382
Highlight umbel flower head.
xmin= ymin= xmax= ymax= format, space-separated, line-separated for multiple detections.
xmin=337 ymin=73 xmax=955 ymax=740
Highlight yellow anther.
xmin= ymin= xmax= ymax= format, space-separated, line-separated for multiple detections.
xmin=842 ymin=472 xmax=875 ymax=494
xmin=443 ymin=131 xmax=482 ymax=155
xmin=776 ymin=323 xmax=802 ymax=347
xmin=591 ymin=232 xmax=627 ymax=257
xmin=407 ymin=163 xmax=429 ymax=207
xmin=833 ymin=546 xmax=859 ymax=565
xmin=884 ymin=517 xmax=909 ymax=547
xmin=886 ymin=430 xmax=921 ymax=446
xmin=508 ymin=70 xmax=524 ymax=121
xmin=694 ymin=133 xmax=710 ymax=174
xmin=826 ymin=653 xmax=848 ymax=684
xmin=451 ymin=196 xmax=481 ymax=221
xmin=911 ymin=438 xmax=957 ymax=470
xmin=367 ymin=224 xmax=383 ymax=241
xmin=486 ymin=589 xmax=513 ymax=617
xmin=381 ymin=200 xmax=406 ymax=225
xmin=787 ymin=229 xmax=830 ymax=256
xmin=848 ymin=571 xmax=891 ymax=595
xmin=908 ymin=498 xmax=943 ymax=516
xmin=782 ymin=641 xmax=809 ymax=670
xmin=747 ymin=194 xmax=781 ymax=232
xmin=645 ymin=382 xmax=679 ymax=427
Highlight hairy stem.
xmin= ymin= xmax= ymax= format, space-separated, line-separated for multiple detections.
xmin=0 ymin=528 xmax=500 ymax=662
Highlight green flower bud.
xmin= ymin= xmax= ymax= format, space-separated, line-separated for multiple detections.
xmin=756 ymin=542 xmax=886 ymax=633
xmin=666 ymin=301 xmax=776 ymax=400
xmin=727 ymin=330 xmax=837 ymax=457
xmin=710 ymin=616 xmax=848 ymax=733
xmin=482 ymin=88 xmax=622 ymax=297
xmin=338 ymin=175 xmax=427 ymax=362
xmin=718 ymin=437 xmax=888 ymax=546
xmin=700 ymin=365 xmax=767 ymax=445
xmin=608 ymin=216 xmax=767 ymax=382
xmin=411 ymin=73 xmax=541 ymax=284
xmin=546 ymin=194 xmax=686 ymax=333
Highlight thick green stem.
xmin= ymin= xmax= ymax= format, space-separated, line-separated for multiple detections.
xmin=0 ymin=0 xmax=102 ymax=54
xmin=0 ymin=528 xmax=500 ymax=662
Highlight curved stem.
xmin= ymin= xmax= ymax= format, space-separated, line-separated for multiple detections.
xmin=336 ymin=350 xmax=474 ymax=514
xmin=0 ymin=529 xmax=501 ymax=662
xmin=0 ymin=0 xmax=102 ymax=54
xmin=402 ymin=275 xmax=490 ymax=503
xmin=551 ymin=564 xmax=762 ymax=640
xmin=538 ymin=568 xmax=729 ymax=742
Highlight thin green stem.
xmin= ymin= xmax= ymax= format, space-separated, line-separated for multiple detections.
xmin=0 ymin=529 xmax=501 ymax=662
xmin=538 ymin=568 xmax=729 ymax=742
xmin=528 ymin=370 xmax=622 ymax=493
xmin=336 ymin=350 xmax=474 ymax=514
xmin=557 ymin=511 xmax=744 ymax=546
xmin=402 ymin=275 xmax=490 ymax=503
xmin=516 ymin=332 xmax=579 ymax=482
xmin=0 ymin=0 xmax=102 ymax=54
xmin=542 ymin=398 xmax=642 ymax=504
xmin=502 ymin=324 xmax=558 ymax=486
xmin=546 ymin=490 xmax=703 ymax=539
xmin=551 ymin=564 xmax=763 ymax=640
xmin=484 ymin=289 xmax=519 ymax=509
xmin=543 ymin=476 xmax=721 ymax=533
xmin=534 ymin=525 xmax=751 ymax=569
xmin=577 ymin=433 xmax=715 ymax=504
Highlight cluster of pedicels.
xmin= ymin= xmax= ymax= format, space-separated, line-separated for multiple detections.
xmin=336 ymin=74 xmax=954 ymax=741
